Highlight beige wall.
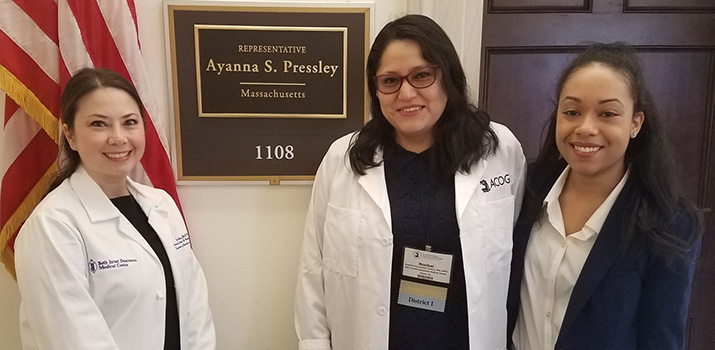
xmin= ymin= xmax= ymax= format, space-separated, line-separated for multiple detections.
xmin=0 ymin=0 xmax=483 ymax=348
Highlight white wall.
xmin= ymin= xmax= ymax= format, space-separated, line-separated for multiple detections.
xmin=0 ymin=260 xmax=20 ymax=349
xmin=0 ymin=0 xmax=483 ymax=348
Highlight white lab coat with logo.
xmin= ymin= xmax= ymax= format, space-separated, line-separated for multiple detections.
xmin=15 ymin=166 xmax=215 ymax=350
xmin=295 ymin=122 xmax=526 ymax=350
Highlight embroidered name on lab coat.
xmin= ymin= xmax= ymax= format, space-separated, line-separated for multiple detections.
xmin=174 ymin=233 xmax=190 ymax=250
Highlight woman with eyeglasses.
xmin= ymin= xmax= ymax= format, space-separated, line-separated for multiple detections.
xmin=295 ymin=14 xmax=526 ymax=350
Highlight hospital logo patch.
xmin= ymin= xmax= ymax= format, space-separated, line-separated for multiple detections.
xmin=88 ymin=258 xmax=138 ymax=273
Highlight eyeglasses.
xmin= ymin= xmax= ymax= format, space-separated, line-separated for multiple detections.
xmin=373 ymin=65 xmax=440 ymax=94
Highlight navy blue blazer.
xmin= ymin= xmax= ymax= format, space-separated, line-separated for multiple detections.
xmin=507 ymin=161 xmax=700 ymax=350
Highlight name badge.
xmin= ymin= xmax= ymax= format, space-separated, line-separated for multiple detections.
xmin=397 ymin=280 xmax=447 ymax=312
xmin=402 ymin=247 xmax=453 ymax=284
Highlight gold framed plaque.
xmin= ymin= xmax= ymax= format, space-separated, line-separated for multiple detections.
xmin=165 ymin=2 xmax=372 ymax=183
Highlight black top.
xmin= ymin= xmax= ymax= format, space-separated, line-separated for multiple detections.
xmin=384 ymin=143 xmax=469 ymax=350
xmin=111 ymin=195 xmax=181 ymax=350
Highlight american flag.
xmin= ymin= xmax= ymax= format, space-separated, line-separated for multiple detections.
xmin=0 ymin=0 xmax=180 ymax=277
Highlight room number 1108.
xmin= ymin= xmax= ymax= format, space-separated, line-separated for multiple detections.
xmin=255 ymin=145 xmax=295 ymax=160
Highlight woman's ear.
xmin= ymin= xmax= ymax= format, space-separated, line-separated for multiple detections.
xmin=631 ymin=111 xmax=644 ymax=138
xmin=62 ymin=124 xmax=77 ymax=150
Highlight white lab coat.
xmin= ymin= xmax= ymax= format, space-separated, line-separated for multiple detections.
xmin=15 ymin=165 xmax=215 ymax=350
xmin=295 ymin=122 xmax=526 ymax=350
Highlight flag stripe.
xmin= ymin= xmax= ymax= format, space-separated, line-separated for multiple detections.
xmin=0 ymin=97 xmax=23 ymax=199
xmin=0 ymin=0 xmax=60 ymax=84
xmin=65 ymin=0 xmax=129 ymax=75
xmin=4 ymin=95 xmax=19 ymax=126
xmin=0 ymin=32 xmax=61 ymax=117
xmin=125 ymin=0 xmax=139 ymax=44
xmin=58 ymin=0 xmax=94 ymax=75
xmin=57 ymin=56 xmax=72 ymax=114
xmin=12 ymin=0 xmax=59 ymax=44
xmin=0 ymin=131 xmax=57 ymax=228
xmin=0 ymin=162 xmax=57 ymax=277
xmin=0 ymin=108 xmax=41 ymax=179
xmin=140 ymin=120 xmax=180 ymax=200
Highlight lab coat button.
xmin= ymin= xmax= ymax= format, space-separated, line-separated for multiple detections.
xmin=377 ymin=306 xmax=387 ymax=315
xmin=157 ymin=291 xmax=165 ymax=299
xmin=380 ymin=237 xmax=391 ymax=246
xmin=546 ymin=311 xmax=552 ymax=318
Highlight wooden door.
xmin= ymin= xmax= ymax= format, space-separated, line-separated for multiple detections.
xmin=479 ymin=1 xmax=715 ymax=348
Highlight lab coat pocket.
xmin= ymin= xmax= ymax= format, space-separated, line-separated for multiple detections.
xmin=323 ymin=203 xmax=361 ymax=277
xmin=476 ymin=196 xmax=515 ymax=273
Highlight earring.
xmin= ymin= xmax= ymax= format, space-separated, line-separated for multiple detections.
xmin=632 ymin=131 xmax=638 ymax=138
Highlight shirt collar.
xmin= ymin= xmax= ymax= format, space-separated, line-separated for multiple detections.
xmin=383 ymin=142 xmax=431 ymax=172
xmin=542 ymin=166 xmax=630 ymax=240
xmin=584 ymin=168 xmax=630 ymax=234
xmin=542 ymin=166 xmax=569 ymax=238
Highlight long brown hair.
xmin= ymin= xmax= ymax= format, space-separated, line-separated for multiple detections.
xmin=48 ymin=68 xmax=145 ymax=193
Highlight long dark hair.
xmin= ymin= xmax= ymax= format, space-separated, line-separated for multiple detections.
xmin=349 ymin=14 xmax=498 ymax=178
xmin=47 ymin=68 xmax=145 ymax=193
xmin=532 ymin=43 xmax=702 ymax=262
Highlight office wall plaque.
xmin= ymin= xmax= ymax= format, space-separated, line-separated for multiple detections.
xmin=166 ymin=2 xmax=371 ymax=183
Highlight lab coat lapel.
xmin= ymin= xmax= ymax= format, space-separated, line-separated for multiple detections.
xmin=129 ymin=180 xmax=186 ymax=295
xmin=125 ymin=180 xmax=173 ymax=263
xmin=358 ymin=163 xmax=392 ymax=232
xmin=70 ymin=166 xmax=158 ymax=260
xmin=558 ymin=180 xmax=635 ymax=338
xmin=129 ymin=181 xmax=175 ymax=259
xmin=454 ymin=158 xmax=487 ymax=225
xmin=115 ymin=216 xmax=158 ymax=260
xmin=127 ymin=179 xmax=166 ymax=232
xmin=70 ymin=166 xmax=121 ymax=223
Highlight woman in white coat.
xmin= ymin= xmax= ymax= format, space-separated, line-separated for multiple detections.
xmin=295 ymin=15 xmax=525 ymax=350
xmin=15 ymin=68 xmax=215 ymax=350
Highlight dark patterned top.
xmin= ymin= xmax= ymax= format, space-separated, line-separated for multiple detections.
xmin=384 ymin=143 xmax=469 ymax=350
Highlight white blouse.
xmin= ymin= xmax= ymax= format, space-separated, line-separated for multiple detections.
xmin=512 ymin=166 xmax=629 ymax=350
